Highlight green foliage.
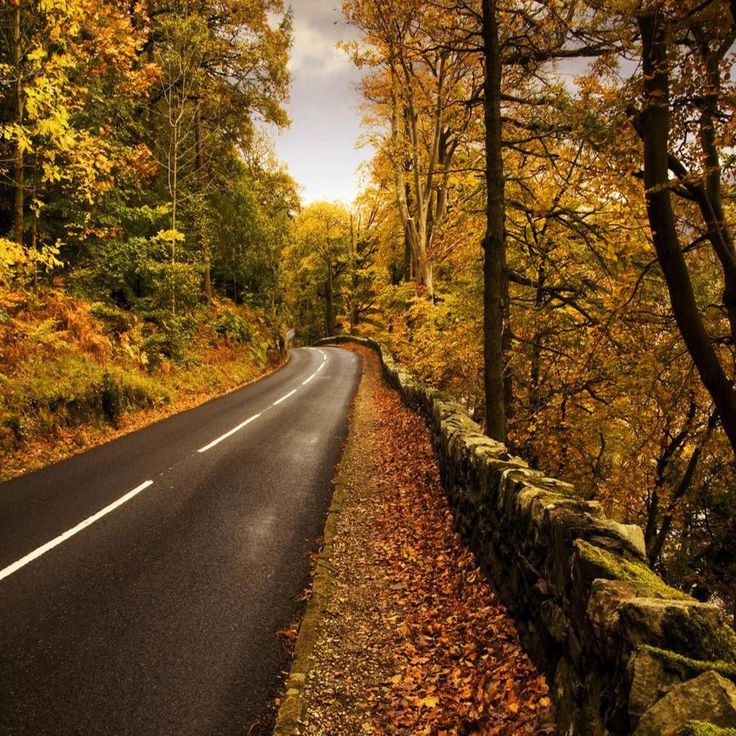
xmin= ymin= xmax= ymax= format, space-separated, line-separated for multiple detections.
xmin=88 ymin=303 xmax=137 ymax=335
xmin=0 ymin=286 xmax=277 ymax=475
xmin=0 ymin=0 xmax=294 ymax=482
xmin=215 ymin=310 xmax=252 ymax=344
xmin=138 ymin=313 xmax=196 ymax=368
xmin=0 ymin=354 xmax=167 ymax=450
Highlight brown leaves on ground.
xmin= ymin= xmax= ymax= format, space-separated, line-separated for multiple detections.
xmin=298 ymin=345 xmax=554 ymax=735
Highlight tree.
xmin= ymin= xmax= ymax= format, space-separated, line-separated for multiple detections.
xmin=631 ymin=2 xmax=736 ymax=459
xmin=141 ymin=0 xmax=292 ymax=307
xmin=481 ymin=0 xmax=506 ymax=442
xmin=344 ymin=0 xmax=479 ymax=297
xmin=0 ymin=0 xmax=157 ymax=274
xmin=345 ymin=202 xmax=381 ymax=332
xmin=289 ymin=202 xmax=352 ymax=339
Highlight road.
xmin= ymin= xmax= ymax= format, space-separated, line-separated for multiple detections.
xmin=0 ymin=346 xmax=360 ymax=736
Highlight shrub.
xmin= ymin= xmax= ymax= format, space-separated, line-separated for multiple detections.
xmin=89 ymin=303 xmax=137 ymax=335
xmin=214 ymin=310 xmax=252 ymax=343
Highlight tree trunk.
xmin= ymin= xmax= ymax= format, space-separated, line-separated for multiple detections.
xmin=349 ymin=214 xmax=358 ymax=333
xmin=482 ymin=0 xmax=507 ymax=442
xmin=13 ymin=0 xmax=24 ymax=246
xmin=638 ymin=11 xmax=736 ymax=457
xmin=502 ymin=252 xmax=512 ymax=418
xmin=390 ymin=64 xmax=435 ymax=297
xmin=326 ymin=266 xmax=335 ymax=336
xmin=30 ymin=182 xmax=38 ymax=289
xmin=195 ymin=108 xmax=212 ymax=301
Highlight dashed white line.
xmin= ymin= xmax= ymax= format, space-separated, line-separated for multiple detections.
xmin=197 ymin=413 xmax=261 ymax=453
xmin=0 ymin=480 xmax=155 ymax=583
xmin=0 ymin=352 xmax=337 ymax=584
xmin=273 ymin=389 xmax=297 ymax=406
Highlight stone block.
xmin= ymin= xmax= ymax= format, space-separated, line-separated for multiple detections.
xmin=627 ymin=649 xmax=684 ymax=724
xmin=634 ymin=671 xmax=736 ymax=736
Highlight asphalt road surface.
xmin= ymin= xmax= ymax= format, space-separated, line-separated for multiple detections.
xmin=0 ymin=346 xmax=360 ymax=736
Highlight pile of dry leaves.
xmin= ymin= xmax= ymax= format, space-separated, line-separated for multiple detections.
xmin=297 ymin=345 xmax=555 ymax=735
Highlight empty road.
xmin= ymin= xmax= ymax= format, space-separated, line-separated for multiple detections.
xmin=0 ymin=346 xmax=360 ymax=736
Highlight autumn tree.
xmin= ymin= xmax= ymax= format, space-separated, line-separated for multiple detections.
xmin=629 ymin=1 xmax=736 ymax=456
xmin=287 ymin=202 xmax=353 ymax=340
xmin=344 ymin=0 xmax=481 ymax=297
xmin=0 ymin=0 xmax=154 ymax=274
xmin=345 ymin=0 xmax=736 ymax=614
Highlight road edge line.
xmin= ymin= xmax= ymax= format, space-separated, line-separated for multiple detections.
xmin=272 ymin=348 xmax=364 ymax=736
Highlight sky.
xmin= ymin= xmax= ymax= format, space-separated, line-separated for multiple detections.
xmin=273 ymin=1 xmax=371 ymax=206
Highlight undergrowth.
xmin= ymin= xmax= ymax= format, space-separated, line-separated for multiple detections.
xmin=0 ymin=288 xmax=282 ymax=480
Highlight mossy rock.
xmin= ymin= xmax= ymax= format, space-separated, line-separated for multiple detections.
xmin=642 ymin=646 xmax=736 ymax=684
xmin=577 ymin=539 xmax=690 ymax=600
xmin=678 ymin=721 xmax=736 ymax=736
xmin=661 ymin=607 xmax=736 ymax=664
xmin=634 ymin=671 xmax=736 ymax=736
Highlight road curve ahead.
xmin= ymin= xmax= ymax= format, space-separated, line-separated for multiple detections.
xmin=0 ymin=347 xmax=360 ymax=736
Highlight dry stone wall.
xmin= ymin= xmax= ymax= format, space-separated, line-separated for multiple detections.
xmin=316 ymin=336 xmax=736 ymax=736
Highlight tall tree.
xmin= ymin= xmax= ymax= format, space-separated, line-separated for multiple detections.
xmin=631 ymin=1 xmax=736 ymax=458
xmin=481 ymin=0 xmax=506 ymax=441
xmin=344 ymin=0 xmax=478 ymax=297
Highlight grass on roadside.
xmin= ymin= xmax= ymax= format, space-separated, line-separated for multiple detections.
xmin=0 ymin=288 xmax=283 ymax=481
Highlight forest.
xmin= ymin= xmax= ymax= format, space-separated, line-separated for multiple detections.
xmin=0 ymin=0 xmax=297 ymax=477
xmin=2 ymin=0 xmax=736 ymax=625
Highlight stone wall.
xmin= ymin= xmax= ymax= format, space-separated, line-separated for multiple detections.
xmin=316 ymin=336 xmax=736 ymax=736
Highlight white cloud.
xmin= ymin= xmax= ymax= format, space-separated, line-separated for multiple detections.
xmin=273 ymin=1 xmax=371 ymax=204
xmin=289 ymin=19 xmax=346 ymax=75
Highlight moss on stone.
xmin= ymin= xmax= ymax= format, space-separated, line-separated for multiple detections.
xmin=642 ymin=645 xmax=736 ymax=682
xmin=662 ymin=606 xmax=736 ymax=663
xmin=677 ymin=721 xmax=736 ymax=736
xmin=576 ymin=540 xmax=691 ymax=600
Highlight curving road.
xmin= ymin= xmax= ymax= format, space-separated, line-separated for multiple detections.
xmin=0 ymin=347 xmax=360 ymax=736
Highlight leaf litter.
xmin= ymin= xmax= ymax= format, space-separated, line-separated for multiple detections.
xmin=297 ymin=345 xmax=555 ymax=735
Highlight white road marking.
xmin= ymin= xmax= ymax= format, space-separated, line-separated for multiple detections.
xmin=0 ymin=480 xmax=154 ymax=583
xmin=0 ymin=349 xmax=337 ymax=585
xmin=273 ymin=389 xmax=297 ymax=406
xmin=197 ymin=413 xmax=262 ymax=453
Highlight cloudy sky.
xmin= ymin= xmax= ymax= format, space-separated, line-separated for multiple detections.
xmin=274 ymin=1 xmax=370 ymax=206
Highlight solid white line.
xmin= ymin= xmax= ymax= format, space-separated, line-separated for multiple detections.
xmin=273 ymin=389 xmax=297 ymax=406
xmin=316 ymin=362 xmax=325 ymax=372
xmin=0 ymin=480 xmax=155 ymax=583
xmin=302 ymin=373 xmax=317 ymax=385
xmin=197 ymin=413 xmax=261 ymax=453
